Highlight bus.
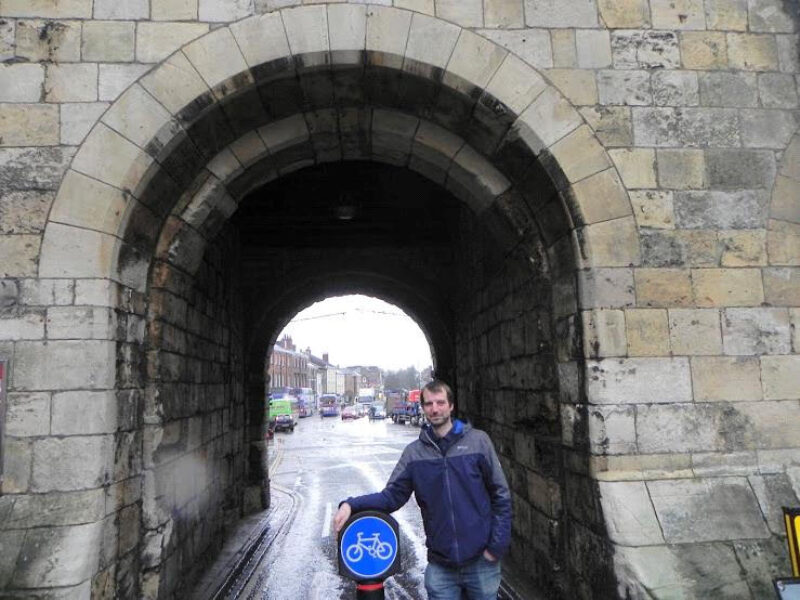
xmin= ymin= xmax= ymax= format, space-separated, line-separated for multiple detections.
xmin=293 ymin=387 xmax=316 ymax=417
xmin=319 ymin=394 xmax=339 ymax=417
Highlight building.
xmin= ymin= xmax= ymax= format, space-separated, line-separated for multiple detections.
xmin=266 ymin=336 xmax=307 ymax=391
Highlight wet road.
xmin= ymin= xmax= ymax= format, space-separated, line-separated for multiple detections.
xmin=255 ymin=413 xmax=429 ymax=600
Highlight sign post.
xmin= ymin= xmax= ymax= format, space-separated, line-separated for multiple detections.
xmin=338 ymin=511 xmax=401 ymax=599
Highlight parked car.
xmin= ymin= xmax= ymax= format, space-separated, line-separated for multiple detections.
xmin=369 ymin=405 xmax=387 ymax=420
xmin=341 ymin=405 xmax=358 ymax=420
xmin=273 ymin=413 xmax=295 ymax=432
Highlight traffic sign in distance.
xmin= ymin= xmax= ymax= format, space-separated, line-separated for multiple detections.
xmin=338 ymin=511 xmax=401 ymax=582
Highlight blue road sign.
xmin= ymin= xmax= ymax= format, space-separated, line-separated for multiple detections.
xmin=339 ymin=513 xmax=400 ymax=581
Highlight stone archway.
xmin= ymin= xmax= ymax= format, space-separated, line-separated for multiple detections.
xmin=25 ymin=5 xmax=640 ymax=599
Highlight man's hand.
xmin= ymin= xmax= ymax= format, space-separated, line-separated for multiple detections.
xmin=483 ymin=549 xmax=497 ymax=562
xmin=333 ymin=502 xmax=352 ymax=533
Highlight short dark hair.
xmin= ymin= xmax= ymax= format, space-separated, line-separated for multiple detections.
xmin=421 ymin=379 xmax=454 ymax=406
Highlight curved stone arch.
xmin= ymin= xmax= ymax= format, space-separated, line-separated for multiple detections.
xmin=767 ymin=131 xmax=800 ymax=281
xmin=39 ymin=4 xmax=639 ymax=292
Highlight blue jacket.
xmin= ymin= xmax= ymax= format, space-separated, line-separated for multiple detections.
xmin=346 ymin=420 xmax=512 ymax=567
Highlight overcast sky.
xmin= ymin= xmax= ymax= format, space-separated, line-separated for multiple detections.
xmin=277 ymin=295 xmax=433 ymax=371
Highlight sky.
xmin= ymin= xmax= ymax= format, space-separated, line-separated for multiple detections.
xmin=277 ymin=294 xmax=433 ymax=371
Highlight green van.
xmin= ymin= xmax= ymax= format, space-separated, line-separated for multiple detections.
xmin=268 ymin=399 xmax=295 ymax=432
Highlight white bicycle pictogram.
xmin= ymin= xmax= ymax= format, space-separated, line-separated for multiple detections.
xmin=345 ymin=532 xmax=393 ymax=562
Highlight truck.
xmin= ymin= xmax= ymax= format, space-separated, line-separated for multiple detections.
xmin=391 ymin=398 xmax=423 ymax=426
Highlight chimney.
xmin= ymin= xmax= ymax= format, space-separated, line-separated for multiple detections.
xmin=323 ymin=352 xmax=329 ymax=364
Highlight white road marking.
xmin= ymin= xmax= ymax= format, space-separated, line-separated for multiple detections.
xmin=321 ymin=501 xmax=332 ymax=538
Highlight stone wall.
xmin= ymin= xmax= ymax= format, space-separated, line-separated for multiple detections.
xmin=0 ymin=1 xmax=798 ymax=599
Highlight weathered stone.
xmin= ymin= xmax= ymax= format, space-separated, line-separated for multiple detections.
xmin=597 ymin=70 xmax=651 ymax=106
xmin=152 ymin=0 xmax=198 ymax=21
xmin=734 ymin=400 xmax=800 ymax=447
xmin=15 ymin=20 xmax=82 ymax=62
xmin=19 ymin=279 xmax=74 ymax=307
xmin=71 ymin=124 xmax=153 ymax=191
xmin=740 ymin=108 xmax=798 ymax=148
xmin=625 ymin=308 xmax=669 ymax=356
xmin=575 ymin=29 xmax=611 ymax=68
xmin=99 ymin=64 xmax=153 ymax=102
xmin=477 ymin=28 xmax=553 ymax=69
xmin=405 ymin=12 xmax=460 ymax=72
xmin=699 ymin=71 xmax=758 ymax=107
xmin=657 ymin=149 xmax=705 ymax=189
xmin=31 ymin=436 xmax=113 ymax=492
xmin=722 ymin=307 xmax=791 ymax=355
xmin=60 ymin=103 xmax=109 ymax=146
xmin=720 ymin=230 xmax=767 ymax=267
xmin=693 ymin=268 xmax=764 ymax=307
xmin=45 ymin=64 xmax=98 ymax=103
xmin=582 ymin=309 xmax=626 ymax=358
xmin=633 ymin=107 xmax=740 ymax=148
xmin=585 ymin=357 xmax=692 ymax=404
xmin=692 ymin=356 xmax=762 ymax=402
xmin=706 ymin=149 xmax=775 ymax=188
xmin=0 ymin=104 xmax=60 ymax=147
xmin=1 ymin=438 xmax=31 ymax=493
xmin=14 ymin=340 xmax=116 ymax=391
xmin=611 ymin=30 xmax=680 ymax=69
xmin=609 ymin=148 xmax=656 ymax=189
xmin=484 ymin=0 xmax=524 ymax=28
xmin=46 ymin=306 xmax=116 ymax=340
xmin=578 ymin=216 xmax=641 ymax=267
xmin=5 ymin=392 xmax=50 ymax=437
xmin=436 ymin=0 xmax=483 ymax=27
xmin=674 ymin=190 xmax=768 ymax=229
xmin=0 ymin=190 xmax=53 ymax=235
xmin=589 ymin=404 xmax=637 ymax=454
xmin=748 ymin=0 xmax=798 ymax=33
xmin=578 ymin=268 xmax=636 ymax=309
xmin=0 ymin=235 xmax=41 ymax=278
xmin=550 ymin=29 xmax=576 ymax=67
xmin=669 ymin=308 xmax=722 ymax=355
xmin=629 ymin=190 xmax=674 ymax=229
xmin=648 ymin=477 xmax=769 ymax=542
xmin=2 ymin=489 xmax=105 ymax=529
xmin=12 ymin=522 xmax=104 ymax=587
xmin=82 ymin=20 xmax=135 ymax=62
xmin=763 ymin=267 xmax=800 ymax=306
xmin=598 ymin=0 xmax=649 ymax=28
xmin=680 ymin=31 xmax=728 ymax=69
xmin=0 ymin=19 xmax=13 ymax=62
xmin=136 ymin=22 xmax=209 ymax=63
xmin=759 ymin=72 xmax=799 ymax=108
xmin=651 ymin=70 xmax=698 ymax=106
xmin=198 ymin=0 xmax=252 ymax=22
xmin=524 ymin=0 xmax=598 ymax=27
xmin=651 ymin=0 xmax=706 ymax=29
xmin=749 ymin=473 xmax=800 ymax=534
xmin=635 ymin=268 xmax=693 ymax=307
xmin=445 ymin=29 xmax=508 ymax=94
xmin=0 ymin=64 xmax=44 ymax=103
xmin=735 ymin=537 xmax=794 ymax=599
xmin=728 ymin=33 xmax=779 ymax=71
xmin=580 ymin=105 xmax=632 ymax=147
xmin=761 ymin=355 xmax=800 ymax=400
xmin=705 ymin=0 xmax=748 ymax=30
xmin=599 ymin=481 xmax=664 ymax=544
xmin=777 ymin=34 xmax=799 ymax=72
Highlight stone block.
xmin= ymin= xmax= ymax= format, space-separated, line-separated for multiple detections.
xmin=728 ymin=33 xmax=779 ymax=70
xmin=651 ymin=71 xmax=698 ymax=106
xmin=518 ymin=87 xmax=581 ymax=151
xmin=668 ymin=308 xmax=722 ymax=355
xmin=365 ymin=5 xmax=412 ymax=65
xmin=14 ymin=340 xmax=116 ymax=391
xmin=578 ymin=217 xmax=640 ymax=267
xmin=543 ymin=69 xmax=597 ymax=106
xmin=578 ymin=268 xmax=635 ymax=309
xmin=395 ymin=0 xmax=434 ymax=14
xmin=608 ymin=148 xmax=655 ymax=189
xmin=199 ymin=0 xmax=252 ymax=22
xmin=628 ymin=190 xmax=674 ymax=229
xmin=597 ymin=70 xmax=651 ymax=106
xmin=550 ymin=29 xmax=576 ymax=67
xmin=589 ymin=404 xmax=637 ymax=454
xmin=136 ymin=22 xmax=209 ymax=63
xmin=549 ymin=126 xmax=610 ymax=184
xmin=575 ymin=29 xmax=611 ymax=68
xmin=2 ymin=1 xmax=90 ymax=18
xmin=720 ymin=230 xmax=767 ymax=267
xmin=479 ymin=29 xmax=553 ymax=70
xmin=611 ymin=30 xmax=680 ymax=69
xmin=0 ymin=530 xmax=24 ymax=587
xmin=0 ymin=104 xmax=59 ymax=147
xmin=748 ymin=0 xmax=798 ymax=33
xmin=485 ymin=0 xmax=524 ymax=28
xmin=705 ymin=0 xmax=748 ymax=30
xmin=39 ymin=223 xmax=116 ymax=281
xmin=761 ymin=355 xmax=800 ymax=399
xmin=258 ymin=114 xmax=308 ymax=152
xmin=103 ymin=84 xmax=175 ymax=149
xmin=140 ymin=51 xmax=210 ymax=116
xmin=436 ymin=0 xmax=483 ymax=27
xmin=99 ymin=64 xmax=152 ymax=102
xmin=692 ymin=356 xmax=762 ymax=401
xmin=740 ymin=108 xmax=798 ymax=148
xmin=51 ymin=391 xmax=117 ymax=435
xmin=524 ymin=0 xmax=598 ymax=27
xmin=0 ymin=64 xmax=44 ymax=103
xmin=680 ymin=31 xmax=728 ymax=69
xmin=736 ymin=400 xmax=800 ymax=447
xmin=625 ymin=308 xmax=669 ymax=356
xmin=777 ymin=34 xmax=799 ymax=73
xmin=60 ymin=103 xmax=109 ymax=146
xmin=71 ymin=123 xmax=153 ymax=191
xmin=31 ymin=436 xmax=113 ymax=492
xmin=15 ymin=19 xmax=81 ymax=62
xmin=657 ymin=149 xmax=705 ymax=189
xmin=759 ymin=73 xmax=799 ymax=108
xmin=152 ymin=0 xmax=198 ymax=20
xmin=674 ymin=190 xmax=768 ymax=229
xmin=46 ymin=306 xmax=115 ymax=340
xmin=651 ymin=0 xmax=706 ymax=29
xmin=0 ymin=190 xmax=53 ymax=234
xmin=792 ymin=308 xmax=800 ymax=352
xmin=0 ymin=235 xmax=41 ymax=277
xmin=328 ymin=4 xmax=366 ymax=57
xmin=82 ymin=20 xmax=135 ymax=62
xmin=486 ymin=55 xmax=547 ymax=115
xmin=405 ymin=12 xmax=460 ymax=71
xmin=599 ymin=481 xmax=664 ymax=544
xmin=585 ymin=357 xmax=692 ymax=404
xmin=635 ymin=268 xmax=693 ymax=307
xmin=19 ymin=279 xmax=74 ymax=307
xmin=0 ymin=311 xmax=45 ymax=341
xmin=763 ymin=267 xmax=800 ymax=306
xmin=448 ymin=145 xmax=510 ymax=212
xmin=2 ymin=489 xmax=105 ymax=529
xmin=0 ymin=20 xmax=13 ymax=62
xmin=581 ymin=309 xmax=626 ymax=358
xmin=598 ymin=0 xmax=649 ymax=27
xmin=183 ymin=27 xmax=251 ymax=96
xmin=49 ymin=170 xmax=127 ymax=236
xmin=579 ymin=105 xmax=632 ymax=147
xmin=569 ymin=169 xmax=631 ymax=226
xmin=1 ymin=439 xmax=31 ymax=493
xmin=648 ymin=477 xmax=769 ymax=542
xmin=750 ymin=473 xmax=800 ymax=534
xmin=11 ymin=522 xmax=103 ymax=587
xmin=693 ymin=268 xmax=764 ymax=307
xmin=45 ymin=64 xmax=98 ymax=102
xmin=699 ymin=71 xmax=758 ymax=107
xmin=445 ymin=29 xmax=507 ymax=94
xmin=722 ymin=307 xmax=791 ymax=355
xmin=282 ymin=4 xmax=329 ymax=62
xmin=6 ymin=392 xmax=50 ymax=437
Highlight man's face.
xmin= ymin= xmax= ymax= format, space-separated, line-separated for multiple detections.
xmin=421 ymin=388 xmax=452 ymax=427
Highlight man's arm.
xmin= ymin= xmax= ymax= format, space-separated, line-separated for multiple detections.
xmin=481 ymin=434 xmax=512 ymax=559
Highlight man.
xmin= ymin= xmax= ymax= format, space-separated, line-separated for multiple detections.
xmin=333 ymin=380 xmax=512 ymax=600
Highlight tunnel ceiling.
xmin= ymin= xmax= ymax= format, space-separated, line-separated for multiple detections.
xmin=232 ymin=161 xmax=462 ymax=249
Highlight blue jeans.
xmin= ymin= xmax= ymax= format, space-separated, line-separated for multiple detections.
xmin=424 ymin=555 xmax=501 ymax=600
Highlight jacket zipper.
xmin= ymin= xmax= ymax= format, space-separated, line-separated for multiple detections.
xmin=424 ymin=429 xmax=460 ymax=563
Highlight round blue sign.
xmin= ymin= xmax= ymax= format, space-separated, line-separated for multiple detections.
xmin=340 ymin=515 xmax=399 ymax=579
